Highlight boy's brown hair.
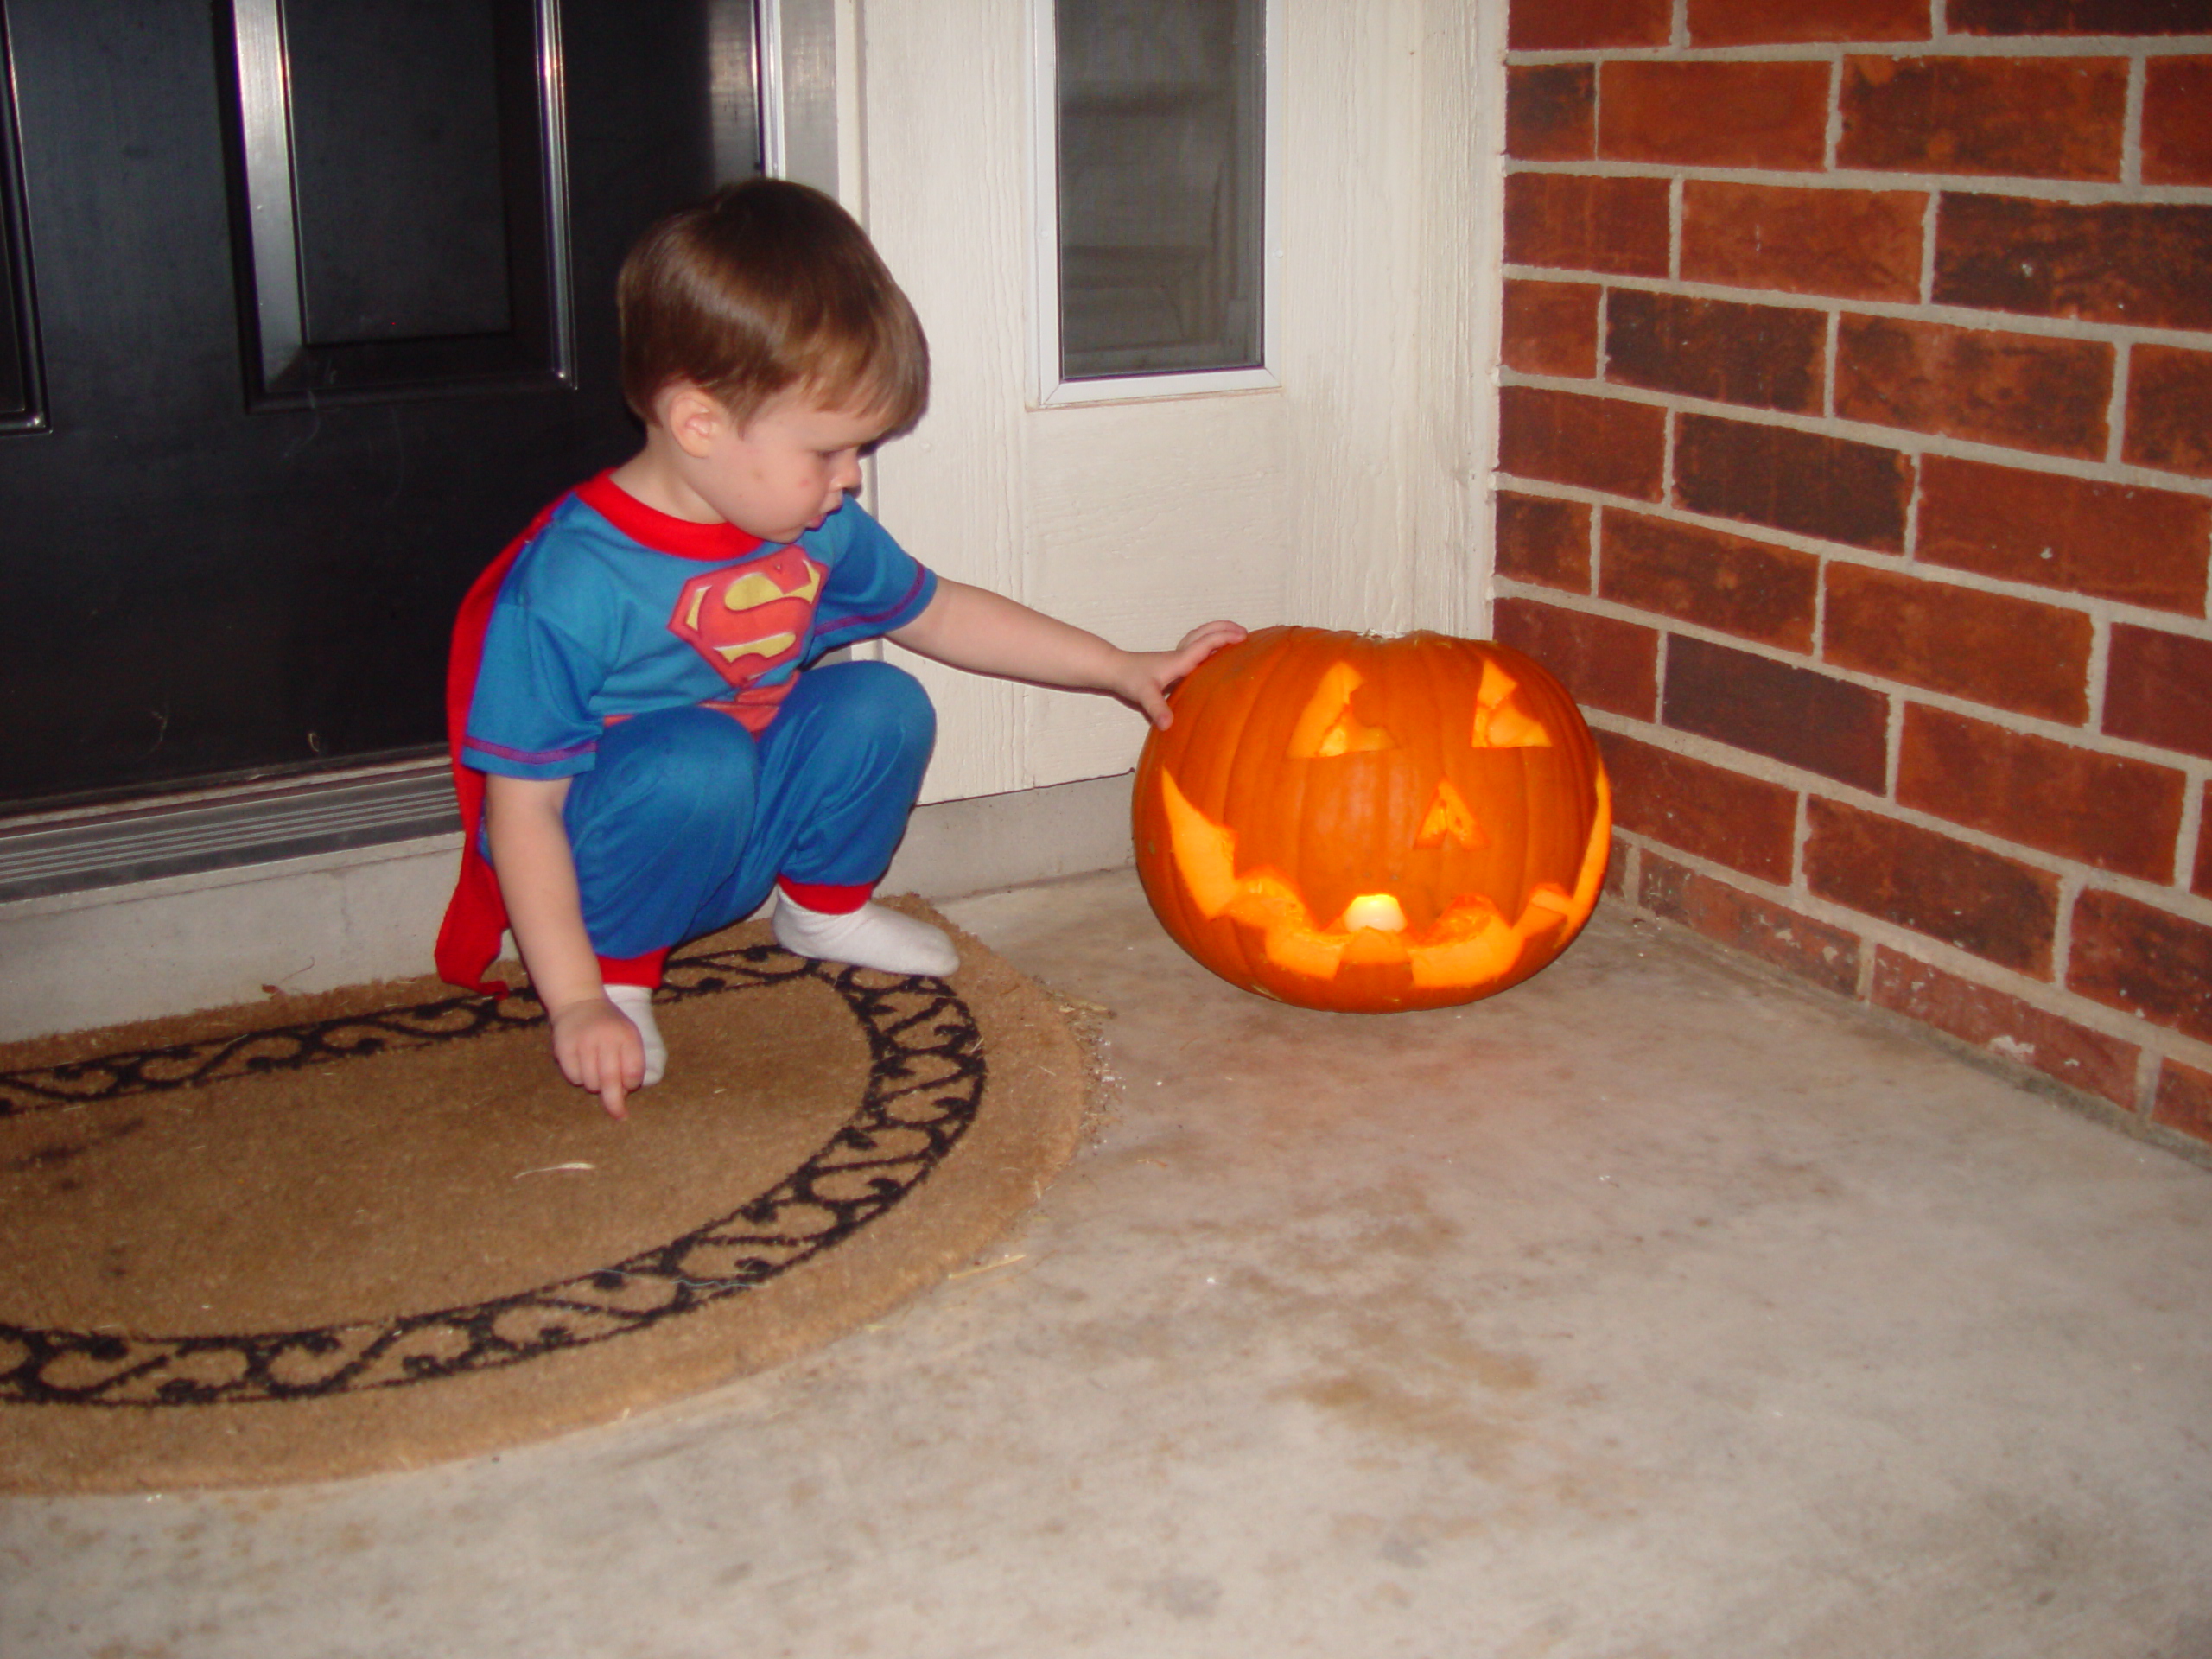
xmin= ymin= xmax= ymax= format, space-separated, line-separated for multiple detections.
xmin=617 ymin=179 xmax=928 ymax=434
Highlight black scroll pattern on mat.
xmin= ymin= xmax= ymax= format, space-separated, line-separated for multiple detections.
xmin=0 ymin=943 xmax=812 ymax=1122
xmin=0 ymin=941 xmax=986 ymax=1408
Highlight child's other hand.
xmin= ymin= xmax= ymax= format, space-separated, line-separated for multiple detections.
xmin=548 ymin=995 xmax=646 ymax=1119
xmin=1125 ymin=620 xmax=1246 ymax=728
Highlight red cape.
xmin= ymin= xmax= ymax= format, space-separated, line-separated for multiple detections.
xmin=433 ymin=496 xmax=563 ymax=995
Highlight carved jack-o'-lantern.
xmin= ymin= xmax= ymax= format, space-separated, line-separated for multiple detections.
xmin=1133 ymin=626 xmax=1611 ymax=1012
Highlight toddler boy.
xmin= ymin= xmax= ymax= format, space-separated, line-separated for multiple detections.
xmin=436 ymin=179 xmax=1242 ymax=1117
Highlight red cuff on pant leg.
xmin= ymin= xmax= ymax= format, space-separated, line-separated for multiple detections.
xmin=777 ymin=877 xmax=872 ymax=914
xmin=596 ymin=947 xmax=670 ymax=988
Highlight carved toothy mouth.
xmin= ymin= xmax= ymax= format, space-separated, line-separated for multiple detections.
xmin=1155 ymin=766 xmax=1611 ymax=991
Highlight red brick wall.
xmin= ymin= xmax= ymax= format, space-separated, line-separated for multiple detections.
xmin=1495 ymin=0 xmax=2212 ymax=1151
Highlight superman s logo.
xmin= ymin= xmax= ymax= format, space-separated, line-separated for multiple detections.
xmin=669 ymin=548 xmax=826 ymax=689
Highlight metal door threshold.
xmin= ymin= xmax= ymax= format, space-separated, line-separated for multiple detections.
xmin=0 ymin=766 xmax=461 ymax=905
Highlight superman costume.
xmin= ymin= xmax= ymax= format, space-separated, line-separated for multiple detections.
xmin=436 ymin=472 xmax=938 ymax=995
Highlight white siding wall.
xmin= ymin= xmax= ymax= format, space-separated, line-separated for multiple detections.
xmin=855 ymin=0 xmax=1503 ymax=804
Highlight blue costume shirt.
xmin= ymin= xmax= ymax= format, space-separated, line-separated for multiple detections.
xmin=464 ymin=471 xmax=937 ymax=780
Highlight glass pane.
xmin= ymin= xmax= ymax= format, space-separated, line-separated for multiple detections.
xmin=1056 ymin=0 xmax=1263 ymax=382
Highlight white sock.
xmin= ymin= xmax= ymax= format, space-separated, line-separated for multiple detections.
xmin=604 ymin=982 xmax=667 ymax=1087
xmin=773 ymin=893 xmax=959 ymax=978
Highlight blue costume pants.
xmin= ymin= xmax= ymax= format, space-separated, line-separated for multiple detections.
xmin=556 ymin=660 xmax=935 ymax=960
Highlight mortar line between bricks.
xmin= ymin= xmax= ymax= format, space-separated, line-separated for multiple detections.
xmin=1611 ymin=813 xmax=2179 ymax=1044
xmin=1579 ymin=706 xmax=2212 ymax=933
xmin=1903 ymin=448 xmax=1923 ymax=564
xmin=1584 ymin=704 xmax=1895 ymax=810
xmin=1497 ymin=366 xmax=2212 ymax=501
xmin=1669 ymin=176 xmax=1682 ymax=281
xmin=1824 ymin=312 xmax=1840 ymax=422
xmin=1589 ymin=48 xmax=1604 ymax=158
xmin=1920 ymin=193 xmax=1941 ymax=308
xmin=1505 ymin=158 xmax=2212 ymax=206
xmin=1594 ymin=285 xmax=1611 ymax=385
xmin=2084 ymin=610 xmax=2117 ymax=741
xmin=1585 ymin=486 xmax=1603 ymax=601
xmin=1496 ymin=485 xmax=2211 ymax=711
xmin=2107 ymin=342 xmax=2134 ymax=468
xmin=1881 ymin=680 xmax=1905 ymax=828
xmin=2133 ymin=1049 xmax=2164 ymax=1118
xmin=1494 ymin=457 xmax=2212 ymax=601
xmin=1621 ymin=798 xmax=2212 ymax=1016
xmin=1852 ymin=925 xmax=1880 ymax=1002
xmin=1495 ymin=542 xmax=2202 ymax=779
xmin=1825 ymin=58 xmax=1842 ymax=174
xmin=2175 ymin=784 xmax=2209 ymax=908
xmin=2051 ymin=869 xmax=2086 ymax=1057
xmin=1810 ymin=555 xmax=1833 ymax=746
xmin=1503 ymin=40 xmax=2212 ymax=67
xmin=1503 ymin=265 xmax=2212 ymax=362
xmin=1618 ymin=839 xmax=1643 ymax=910
xmin=1932 ymin=0 xmax=1948 ymax=42
xmin=1788 ymin=800 xmax=1862 ymax=993
xmin=1656 ymin=885 xmax=2212 ymax=1128
xmin=2124 ymin=54 xmax=2147 ymax=189
xmin=1495 ymin=563 xmax=2203 ymax=763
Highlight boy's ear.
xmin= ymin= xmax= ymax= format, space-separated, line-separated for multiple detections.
xmin=659 ymin=384 xmax=728 ymax=459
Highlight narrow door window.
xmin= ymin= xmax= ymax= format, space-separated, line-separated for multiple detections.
xmin=1036 ymin=0 xmax=1276 ymax=403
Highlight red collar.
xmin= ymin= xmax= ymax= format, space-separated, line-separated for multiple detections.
xmin=575 ymin=471 xmax=771 ymax=563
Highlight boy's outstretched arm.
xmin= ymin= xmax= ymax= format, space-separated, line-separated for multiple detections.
xmin=887 ymin=579 xmax=1244 ymax=728
xmin=482 ymin=773 xmax=645 ymax=1118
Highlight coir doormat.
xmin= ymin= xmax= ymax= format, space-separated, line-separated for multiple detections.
xmin=0 ymin=903 xmax=1095 ymax=1493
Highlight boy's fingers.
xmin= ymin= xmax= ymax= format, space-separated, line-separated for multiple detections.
xmin=1126 ymin=668 xmax=1175 ymax=728
xmin=588 ymin=1040 xmax=632 ymax=1118
xmin=1184 ymin=619 xmax=1244 ymax=653
xmin=1179 ymin=625 xmax=1243 ymax=671
xmin=601 ymin=1033 xmax=640 ymax=1117
xmin=562 ymin=1019 xmax=633 ymax=1119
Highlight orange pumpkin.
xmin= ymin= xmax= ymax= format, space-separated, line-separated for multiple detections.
xmin=1132 ymin=626 xmax=1611 ymax=1012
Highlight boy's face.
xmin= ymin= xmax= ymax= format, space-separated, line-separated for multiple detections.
xmin=678 ymin=388 xmax=887 ymax=545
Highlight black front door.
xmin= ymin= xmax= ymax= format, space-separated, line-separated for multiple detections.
xmin=0 ymin=0 xmax=757 ymax=809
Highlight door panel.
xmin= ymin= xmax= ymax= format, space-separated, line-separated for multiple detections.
xmin=286 ymin=0 xmax=518 ymax=347
xmin=222 ymin=0 xmax=572 ymax=405
xmin=863 ymin=0 xmax=1484 ymax=806
xmin=0 ymin=0 xmax=754 ymax=808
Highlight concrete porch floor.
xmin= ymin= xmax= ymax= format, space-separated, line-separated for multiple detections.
xmin=4 ymin=868 xmax=2209 ymax=1657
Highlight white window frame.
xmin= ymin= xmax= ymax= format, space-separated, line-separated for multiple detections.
xmin=1026 ymin=0 xmax=1284 ymax=408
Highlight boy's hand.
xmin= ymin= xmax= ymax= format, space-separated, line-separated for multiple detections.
xmin=547 ymin=995 xmax=646 ymax=1119
xmin=1122 ymin=620 xmax=1247 ymax=728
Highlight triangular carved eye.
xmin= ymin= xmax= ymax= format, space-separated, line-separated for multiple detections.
xmin=1414 ymin=778 xmax=1487 ymax=850
xmin=1287 ymin=664 xmax=1398 ymax=758
xmin=1471 ymin=659 xmax=1554 ymax=749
